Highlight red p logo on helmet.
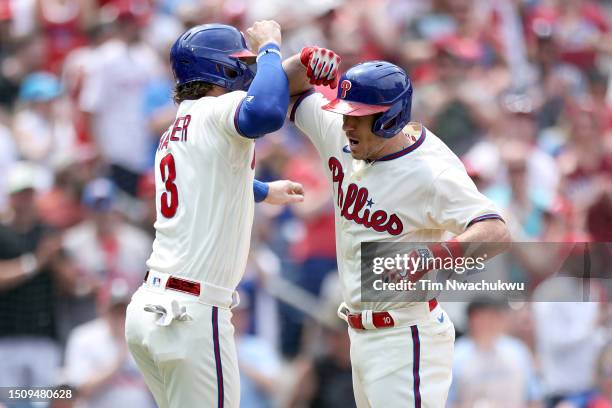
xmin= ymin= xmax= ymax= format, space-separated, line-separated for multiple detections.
xmin=340 ymin=80 xmax=352 ymax=98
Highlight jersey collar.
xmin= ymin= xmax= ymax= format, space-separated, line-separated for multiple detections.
xmin=373 ymin=125 xmax=426 ymax=162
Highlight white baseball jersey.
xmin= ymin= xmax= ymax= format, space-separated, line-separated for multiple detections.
xmin=146 ymin=90 xmax=256 ymax=291
xmin=292 ymin=92 xmax=502 ymax=312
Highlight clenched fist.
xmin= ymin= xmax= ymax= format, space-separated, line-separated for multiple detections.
xmin=245 ymin=20 xmax=282 ymax=52
xmin=264 ymin=180 xmax=304 ymax=205
xmin=300 ymin=46 xmax=341 ymax=89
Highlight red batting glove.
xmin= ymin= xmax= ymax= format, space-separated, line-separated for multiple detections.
xmin=300 ymin=46 xmax=341 ymax=89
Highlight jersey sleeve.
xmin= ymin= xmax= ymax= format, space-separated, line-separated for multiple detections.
xmin=427 ymin=165 xmax=503 ymax=234
xmin=209 ymin=90 xmax=248 ymax=140
xmin=190 ymin=91 xmax=254 ymax=166
xmin=291 ymin=91 xmax=344 ymax=157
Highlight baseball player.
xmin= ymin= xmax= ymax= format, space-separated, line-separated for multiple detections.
xmin=282 ymin=50 xmax=511 ymax=407
xmin=125 ymin=22 xmax=301 ymax=408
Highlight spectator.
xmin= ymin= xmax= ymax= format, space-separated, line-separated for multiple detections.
xmin=558 ymin=103 xmax=612 ymax=228
xmin=532 ymin=282 xmax=606 ymax=407
xmin=63 ymin=278 xmax=154 ymax=408
xmin=485 ymin=139 xmax=552 ymax=240
xmin=286 ymin=273 xmax=355 ymax=408
xmin=584 ymin=342 xmax=612 ymax=408
xmin=586 ymin=179 xmax=612 ymax=242
xmin=0 ymin=161 xmax=74 ymax=395
xmin=0 ymin=119 xmax=17 ymax=212
xmin=34 ymin=0 xmax=95 ymax=73
xmin=233 ymin=290 xmax=282 ymax=408
xmin=13 ymin=72 xmax=77 ymax=176
xmin=36 ymin=145 xmax=100 ymax=230
xmin=79 ymin=2 xmax=162 ymax=196
xmin=279 ymin=139 xmax=337 ymax=357
xmin=449 ymin=298 xmax=541 ymax=408
xmin=59 ymin=178 xmax=151 ymax=340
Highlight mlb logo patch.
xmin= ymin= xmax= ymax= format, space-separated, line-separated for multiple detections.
xmin=152 ymin=277 xmax=161 ymax=287
xmin=417 ymin=248 xmax=431 ymax=259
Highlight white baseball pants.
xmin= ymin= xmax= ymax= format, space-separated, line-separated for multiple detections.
xmin=348 ymin=303 xmax=455 ymax=408
xmin=125 ymin=285 xmax=239 ymax=408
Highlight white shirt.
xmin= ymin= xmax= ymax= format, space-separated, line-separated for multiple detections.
xmin=146 ymin=91 xmax=256 ymax=291
xmin=532 ymin=277 xmax=605 ymax=395
xmin=63 ymin=221 xmax=152 ymax=292
xmin=13 ymin=108 xmax=76 ymax=168
xmin=64 ymin=318 xmax=154 ymax=408
xmin=450 ymin=335 xmax=541 ymax=407
xmin=0 ymin=124 xmax=17 ymax=211
xmin=293 ymin=92 xmax=501 ymax=311
xmin=79 ymin=39 xmax=162 ymax=172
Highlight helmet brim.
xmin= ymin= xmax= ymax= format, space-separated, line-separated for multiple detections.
xmin=321 ymin=98 xmax=391 ymax=116
xmin=229 ymin=49 xmax=256 ymax=58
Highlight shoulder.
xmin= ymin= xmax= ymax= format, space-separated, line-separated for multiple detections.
xmin=415 ymin=128 xmax=476 ymax=189
xmin=191 ymin=91 xmax=246 ymax=114
xmin=420 ymin=127 xmax=465 ymax=170
xmin=394 ymin=124 xmax=451 ymax=183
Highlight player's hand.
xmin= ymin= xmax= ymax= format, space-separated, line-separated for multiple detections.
xmin=264 ymin=180 xmax=304 ymax=205
xmin=246 ymin=20 xmax=282 ymax=51
xmin=300 ymin=46 xmax=341 ymax=89
xmin=401 ymin=242 xmax=462 ymax=282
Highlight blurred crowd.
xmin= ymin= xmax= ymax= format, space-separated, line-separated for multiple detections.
xmin=0 ymin=0 xmax=611 ymax=407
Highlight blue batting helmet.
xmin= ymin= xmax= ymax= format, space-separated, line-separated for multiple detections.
xmin=170 ymin=24 xmax=256 ymax=91
xmin=322 ymin=61 xmax=413 ymax=138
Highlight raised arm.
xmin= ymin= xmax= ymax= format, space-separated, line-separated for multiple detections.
xmin=235 ymin=21 xmax=289 ymax=138
xmin=283 ymin=47 xmax=341 ymax=98
xmin=284 ymin=54 xmax=312 ymax=97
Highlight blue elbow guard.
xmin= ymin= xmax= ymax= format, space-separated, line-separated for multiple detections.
xmin=253 ymin=179 xmax=269 ymax=202
xmin=236 ymin=43 xmax=289 ymax=138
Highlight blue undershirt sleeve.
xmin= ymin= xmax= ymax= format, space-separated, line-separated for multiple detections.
xmin=253 ymin=179 xmax=269 ymax=203
xmin=236 ymin=43 xmax=289 ymax=138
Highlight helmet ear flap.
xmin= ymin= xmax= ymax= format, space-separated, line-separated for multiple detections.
xmin=372 ymin=90 xmax=412 ymax=138
xmin=371 ymin=111 xmax=397 ymax=138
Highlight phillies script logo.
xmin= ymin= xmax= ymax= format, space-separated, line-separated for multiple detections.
xmin=340 ymin=80 xmax=352 ymax=98
xmin=328 ymin=157 xmax=403 ymax=235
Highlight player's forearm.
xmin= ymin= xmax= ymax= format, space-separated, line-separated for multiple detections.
xmin=283 ymin=54 xmax=312 ymax=96
xmin=454 ymin=219 xmax=511 ymax=260
xmin=236 ymin=43 xmax=289 ymax=138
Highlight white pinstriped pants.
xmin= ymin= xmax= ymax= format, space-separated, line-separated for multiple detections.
xmin=348 ymin=304 xmax=455 ymax=408
xmin=125 ymin=286 xmax=239 ymax=408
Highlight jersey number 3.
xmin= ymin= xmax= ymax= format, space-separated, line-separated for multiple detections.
xmin=160 ymin=153 xmax=178 ymax=218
